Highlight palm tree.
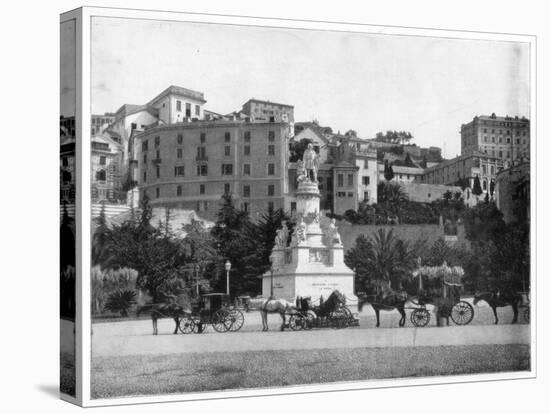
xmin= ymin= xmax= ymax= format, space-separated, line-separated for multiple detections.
xmin=377 ymin=181 xmax=409 ymax=218
xmin=364 ymin=229 xmax=417 ymax=289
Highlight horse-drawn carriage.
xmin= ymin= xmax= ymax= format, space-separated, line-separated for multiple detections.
xmin=409 ymin=263 xmax=474 ymax=327
xmin=287 ymin=290 xmax=359 ymax=331
xmin=178 ymin=293 xmax=245 ymax=334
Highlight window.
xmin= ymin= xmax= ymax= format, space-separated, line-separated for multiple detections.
xmin=197 ymin=201 xmax=208 ymax=211
xmin=363 ymin=191 xmax=369 ymax=201
xmin=507 ymin=151 xmax=510 ymax=158
xmin=222 ymin=164 xmax=233 ymax=175
xmin=483 ymin=136 xmax=488 ymax=142
xmin=156 ymin=187 xmax=160 ymax=198
xmin=176 ymin=100 xmax=182 ymax=111
xmin=483 ymin=128 xmax=487 ymax=133
xmin=143 ymin=171 xmax=147 ymax=182
xmin=243 ymin=185 xmax=250 ymax=198
xmin=507 ymin=137 xmax=510 ymax=144
xmin=200 ymin=133 xmax=206 ymax=143
xmin=177 ymin=134 xmax=183 ymax=144
xmin=267 ymin=184 xmax=275 ymax=196
xmin=244 ymin=145 xmax=251 ymax=156
xmin=154 ymin=136 xmax=160 ymax=148
xmin=224 ymin=183 xmax=231 ymax=194
xmin=516 ymin=138 xmax=520 ymax=145
xmin=337 ymin=191 xmax=346 ymax=197
xmin=337 ymin=174 xmax=344 ymax=187
xmin=195 ymin=105 xmax=200 ymax=116
xmin=483 ymin=181 xmax=487 ymax=191
xmin=364 ymin=160 xmax=368 ymax=169
xmin=177 ymin=185 xmax=182 ymax=196
xmin=490 ymin=165 xmax=495 ymax=175
xmin=242 ymin=202 xmax=249 ymax=213
xmin=185 ymin=103 xmax=191 ymax=117
xmin=347 ymin=174 xmax=353 ymax=186
xmin=156 ymin=165 xmax=160 ymax=178
xmin=348 ymin=192 xmax=354 ymax=197
xmin=268 ymin=145 xmax=275 ymax=156
xmin=498 ymin=137 xmax=502 ymax=143
xmin=225 ymin=146 xmax=231 ymax=156
xmin=196 ymin=164 xmax=208 ymax=176
xmin=225 ymin=132 xmax=231 ymax=142
xmin=96 ymin=170 xmax=106 ymax=181
xmin=155 ymin=150 xmax=160 ymax=160
xmin=290 ymin=202 xmax=296 ymax=212
xmin=174 ymin=166 xmax=185 ymax=176
xmin=268 ymin=131 xmax=275 ymax=141
xmin=243 ymin=164 xmax=251 ymax=175
xmin=498 ymin=150 xmax=503 ymax=158
xmin=143 ymin=153 xmax=147 ymax=164
xmin=268 ymin=163 xmax=275 ymax=175
xmin=196 ymin=146 xmax=206 ymax=159
xmin=177 ymin=148 xmax=183 ymax=159
xmin=523 ymin=139 xmax=526 ymax=145
xmin=492 ymin=137 xmax=495 ymax=143
xmin=482 ymin=165 xmax=487 ymax=174
xmin=142 ymin=140 xmax=148 ymax=151
xmin=244 ymin=131 xmax=251 ymax=142
xmin=267 ymin=201 xmax=274 ymax=212
xmin=199 ymin=184 xmax=205 ymax=195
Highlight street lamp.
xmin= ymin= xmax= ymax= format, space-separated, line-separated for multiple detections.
xmin=195 ymin=264 xmax=200 ymax=296
xmin=225 ymin=260 xmax=231 ymax=296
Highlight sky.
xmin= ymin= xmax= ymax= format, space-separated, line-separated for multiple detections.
xmin=89 ymin=17 xmax=530 ymax=158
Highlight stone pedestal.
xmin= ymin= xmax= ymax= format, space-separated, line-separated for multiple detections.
xmin=262 ymin=178 xmax=357 ymax=309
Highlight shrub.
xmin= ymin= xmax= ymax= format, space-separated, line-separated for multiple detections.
xmin=104 ymin=290 xmax=137 ymax=317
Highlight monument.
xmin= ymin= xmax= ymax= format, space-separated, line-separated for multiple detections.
xmin=262 ymin=144 xmax=358 ymax=308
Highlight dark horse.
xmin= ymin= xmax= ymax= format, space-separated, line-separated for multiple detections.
xmin=137 ymin=299 xmax=190 ymax=335
xmin=358 ymin=291 xmax=407 ymax=327
xmin=474 ymin=291 xmax=523 ymax=324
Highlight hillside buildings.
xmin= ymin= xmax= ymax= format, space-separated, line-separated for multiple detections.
xmin=460 ymin=113 xmax=530 ymax=161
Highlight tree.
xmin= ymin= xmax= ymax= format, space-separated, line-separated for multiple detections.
xmin=211 ymin=193 xmax=254 ymax=294
xmin=345 ymin=129 xmax=357 ymax=138
xmin=383 ymin=160 xmax=394 ymax=181
xmin=240 ymin=208 xmax=292 ymax=295
xmin=289 ymin=138 xmax=313 ymax=162
xmin=403 ymin=152 xmax=415 ymax=167
xmin=374 ymin=130 xmax=414 ymax=145
xmin=472 ymin=175 xmax=483 ymax=198
xmin=377 ymin=181 xmax=409 ymax=218
xmin=489 ymin=180 xmax=495 ymax=199
xmin=345 ymin=229 xmax=419 ymax=291
xmin=92 ymin=202 xmax=111 ymax=266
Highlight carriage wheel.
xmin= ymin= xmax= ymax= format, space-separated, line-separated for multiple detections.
xmin=226 ymin=309 xmax=244 ymax=332
xmin=451 ymin=301 xmax=474 ymax=325
xmin=524 ymin=307 xmax=530 ymax=323
xmin=212 ymin=310 xmax=229 ymax=332
xmin=178 ymin=317 xmax=195 ymax=334
xmin=410 ymin=308 xmax=430 ymax=327
xmin=289 ymin=314 xmax=306 ymax=331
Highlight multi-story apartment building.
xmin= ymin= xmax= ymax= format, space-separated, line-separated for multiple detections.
xmin=91 ymin=113 xmax=115 ymax=136
xmin=460 ymin=113 xmax=530 ymax=161
xmin=240 ymin=98 xmax=294 ymax=125
xmin=135 ymin=120 xmax=290 ymax=220
xmin=60 ymin=113 xmax=115 ymax=137
xmin=91 ymin=135 xmax=123 ymax=202
xmin=60 ymin=136 xmax=76 ymax=203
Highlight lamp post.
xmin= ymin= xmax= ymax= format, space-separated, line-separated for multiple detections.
xmin=225 ymin=260 xmax=231 ymax=296
xmin=270 ymin=267 xmax=274 ymax=298
xmin=195 ymin=264 xmax=200 ymax=296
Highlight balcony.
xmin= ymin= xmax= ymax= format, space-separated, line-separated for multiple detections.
xmin=195 ymin=155 xmax=209 ymax=162
xmin=152 ymin=158 xmax=162 ymax=164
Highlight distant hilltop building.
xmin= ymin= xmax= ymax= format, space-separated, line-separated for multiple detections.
xmin=460 ymin=113 xmax=530 ymax=161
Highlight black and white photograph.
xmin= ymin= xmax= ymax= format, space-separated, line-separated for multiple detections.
xmin=74 ymin=8 xmax=534 ymax=403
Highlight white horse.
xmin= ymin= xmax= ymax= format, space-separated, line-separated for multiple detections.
xmin=248 ymin=297 xmax=297 ymax=331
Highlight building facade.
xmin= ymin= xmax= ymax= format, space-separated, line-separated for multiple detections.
xmin=136 ymin=120 xmax=290 ymax=220
xmin=495 ymin=161 xmax=530 ymax=224
xmin=241 ymin=99 xmax=295 ymax=125
xmin=91 ymin=135 xmax=123 ymax=202
xmin=416 ymin=151 xmax=503 ymax=205
xmin=460 ymin=113 xmax=530 ymax=161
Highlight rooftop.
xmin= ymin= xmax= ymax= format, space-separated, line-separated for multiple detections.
xmin=147 ymin=85 xmax=206 ymax=106
xmin=243 ymin=98 xmax=294 ymax=109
